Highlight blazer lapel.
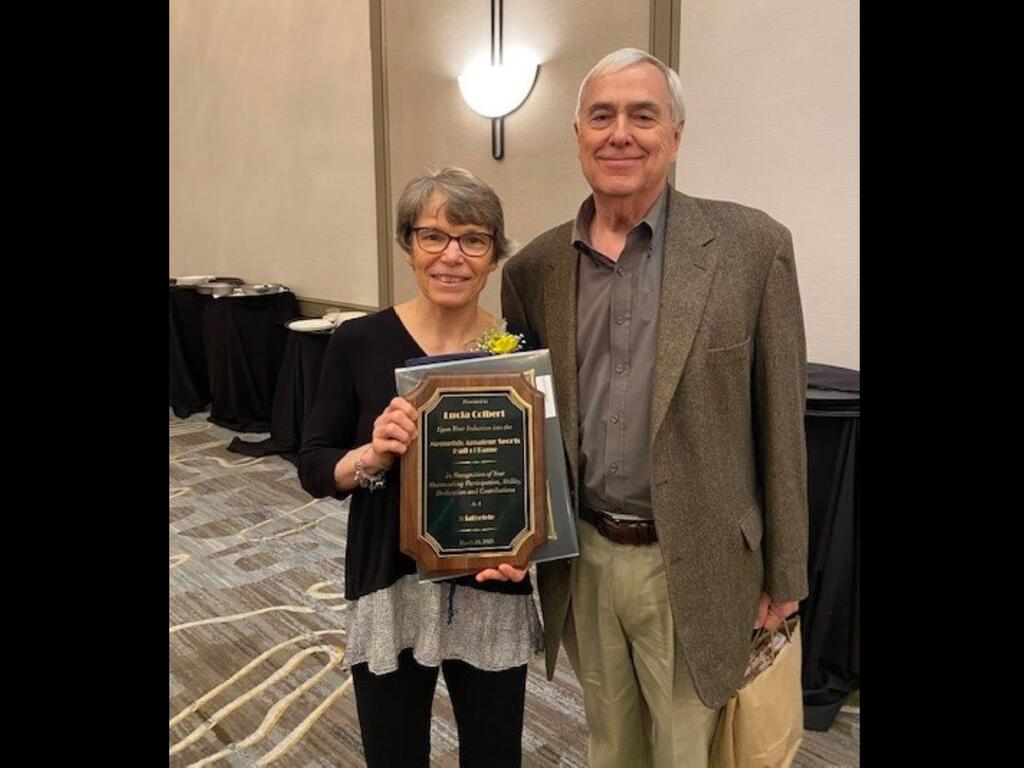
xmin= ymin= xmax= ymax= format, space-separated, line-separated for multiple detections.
xmin=544 ymin=244 xmax=580 ymax=494
xmin=650 ymin=191 xmax=719 ymax=447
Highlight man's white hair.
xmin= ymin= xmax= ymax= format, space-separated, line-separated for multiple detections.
xmin=574 ymin=48 xmax=686 ymax=123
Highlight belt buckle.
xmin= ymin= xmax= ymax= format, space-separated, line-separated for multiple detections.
xmin=601 ymin=515 xmax=629 ymax=543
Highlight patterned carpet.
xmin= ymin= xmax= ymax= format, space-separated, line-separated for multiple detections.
xmin=170 ymin=411 xmax=858 ymax=767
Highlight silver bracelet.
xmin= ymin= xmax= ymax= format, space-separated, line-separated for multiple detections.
xmin=355 ymin=454 xmax=386 ymax=492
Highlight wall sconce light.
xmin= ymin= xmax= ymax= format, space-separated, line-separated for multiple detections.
xmin=457 ymin=0 xmax=539 ymax=160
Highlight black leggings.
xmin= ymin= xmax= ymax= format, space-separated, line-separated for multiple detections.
xmin=351 ymin=649 xmax=528 ymax=768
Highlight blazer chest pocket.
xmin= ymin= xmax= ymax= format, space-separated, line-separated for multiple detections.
xmin=706 ymin=336 xmax=752 ymax=366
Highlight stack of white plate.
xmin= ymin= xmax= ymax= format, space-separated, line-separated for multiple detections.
xmin=323 ymin=310 xmax=368 ymax=326
xmin=287 ymin=318 xmax=334 ymax=333
xmin=287 ymin=310 xmax=368 ymax=333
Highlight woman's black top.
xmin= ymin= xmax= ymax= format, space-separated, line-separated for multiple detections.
xmin=298 ymin=307 xmax=533 ymax=600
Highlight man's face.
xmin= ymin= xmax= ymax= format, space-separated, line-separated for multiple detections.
xmin=575 ymin=62 xmax=683 ymax=204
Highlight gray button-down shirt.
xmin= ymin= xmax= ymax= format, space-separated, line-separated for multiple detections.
xmin=573 ymin=185 xmax=668 ymax=520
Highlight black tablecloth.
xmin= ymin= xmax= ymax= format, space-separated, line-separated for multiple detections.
xmin=169 ymin=286 xmax=213 ymax=418
xmin=801 ymin=362 xmax=860 ymax=731
xmin=227 ymin=328 xmax=331 ymax=464
xmin=202 ymin=292 xmax=299 ymax=432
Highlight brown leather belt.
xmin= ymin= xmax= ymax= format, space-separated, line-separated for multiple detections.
xmin=579 ymin=505 xmax=658 ymax=546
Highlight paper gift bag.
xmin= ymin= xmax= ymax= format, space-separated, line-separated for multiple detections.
xmin=710 ymin=617 xmax=803 ymax=768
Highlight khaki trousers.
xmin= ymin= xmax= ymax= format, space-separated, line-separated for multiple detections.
xmin=563 ymin=520 xmax=720 ymax=768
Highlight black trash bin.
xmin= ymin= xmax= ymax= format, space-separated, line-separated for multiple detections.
xmin=801 ymin=362 xmax=860 ymax=731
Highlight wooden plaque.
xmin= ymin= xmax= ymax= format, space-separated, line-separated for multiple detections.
xmin=400 ymin=373 xmax=547 ymax=576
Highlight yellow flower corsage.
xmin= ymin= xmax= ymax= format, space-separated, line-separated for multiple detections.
xmin=473 ymin=319 xmax=526 ymax=355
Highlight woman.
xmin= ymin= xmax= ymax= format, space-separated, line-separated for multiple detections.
xmin=298 ymin=167 xmax=542 ymax=768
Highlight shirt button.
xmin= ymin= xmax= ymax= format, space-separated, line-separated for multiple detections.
xmin=615 ymin=364 xmax=624 ymax=373
xmin=612 ymin=413 xmax=620 ymax=423
xmin=617 ymin=267 xmax=625 ymax=276
xmin=610 ymin=463 xmax=618 ymax=473
xmin=616 ymin=315 xmax=625 ymax=325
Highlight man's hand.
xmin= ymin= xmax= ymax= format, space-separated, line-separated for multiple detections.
xmin=754 ymin=592 xmax=799 ymax=633
xmin=475 ymin=563 xmax=529 ymax=583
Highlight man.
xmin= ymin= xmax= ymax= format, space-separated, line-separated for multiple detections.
xmin=501 ymin=48 xmax=808 ymax=767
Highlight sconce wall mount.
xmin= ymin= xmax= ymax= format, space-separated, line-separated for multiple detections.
xmin=457 ymin=0 xmax=538 ymax=160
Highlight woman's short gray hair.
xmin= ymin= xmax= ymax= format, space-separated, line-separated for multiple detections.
xmin=394 ymin=167 xmax=511 ymax=262
xmin=574 ymin=48 xmax=685 ymax=124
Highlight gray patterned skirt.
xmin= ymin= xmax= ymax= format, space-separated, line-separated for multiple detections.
xmin=344 ymin=574 xmax=544 ymax=675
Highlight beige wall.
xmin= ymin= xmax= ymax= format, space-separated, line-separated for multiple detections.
xmin=383 ymin=0 xmax=649 ymax=313
xmin=169 ymin=0 xmax=379 ymax=308
xmin=676 ymin=0 xmax=860 ymax=369
xmin=168 ymin=0 xmax=858 ymax=370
